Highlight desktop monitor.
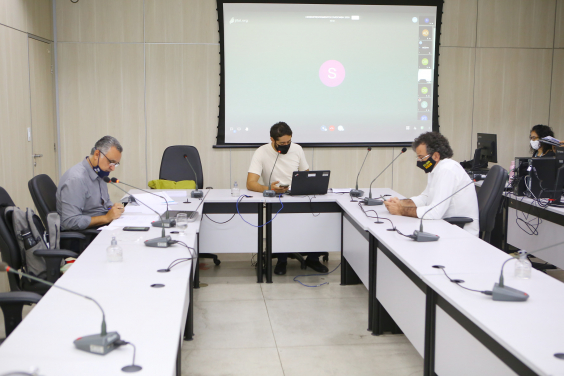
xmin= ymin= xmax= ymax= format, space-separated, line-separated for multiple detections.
xmin=528 ymin=157 xmax=558 ymax=199
xmin=476 ymin=133 xmax=497 ymax=164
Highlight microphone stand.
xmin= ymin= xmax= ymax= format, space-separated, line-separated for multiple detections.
xmin=183 ymin=155 xmax=203 ymax=198
xmin=364 ymin=147 xmax=406 ymax=206
xmin=263 ymin=152 xmax=281 ymax=197
xmin=111 ymin=178 xmax=175 ymax=228
xmin=411 ymin=180 xmax=475 ymax=242
xmin=350 ymin=147 xmax=371 ymax=198
xmin=105 ymin=178 xmax=173 ymax=248
xmin=0 ymin=263 xmax=121 ymax=355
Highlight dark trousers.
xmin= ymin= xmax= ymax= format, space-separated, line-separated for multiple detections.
xmin=276 ymin=252 xmax=322 ymax=263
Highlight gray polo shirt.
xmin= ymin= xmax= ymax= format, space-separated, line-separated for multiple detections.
xmin=56 ymin=158 xmax=113 ymax=230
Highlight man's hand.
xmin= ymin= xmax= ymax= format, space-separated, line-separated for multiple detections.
xmin=384 ymin=200 xmax=403 ymax=215
xmin=106 ymin=203 xmax=124 ymax=222
xmin=271 ymin=181 xmax=289 ymax=194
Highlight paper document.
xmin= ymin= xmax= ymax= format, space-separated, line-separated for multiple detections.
xmin=164 ymin=190 xmax=189 ymax=198
xmin=332 ymin=188 xmax=352 ymax=193
xmin=542 ymin=136 xmax=561 ymax=146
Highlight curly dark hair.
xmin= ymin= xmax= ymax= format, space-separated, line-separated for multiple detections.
xmin=530 ymin=124 xmax=554 ymax=153
xmin=270 ymin=122 xmax=292 ymax=141
xmin=412 ymin=132 xmax=453 ymax=160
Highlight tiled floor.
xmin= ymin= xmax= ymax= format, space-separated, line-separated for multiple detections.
xmin=181 ymin=253 xmax=424 ymax=376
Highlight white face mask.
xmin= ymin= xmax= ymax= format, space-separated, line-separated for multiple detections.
xmin=530 ymin=140 xmax=540 ymax=150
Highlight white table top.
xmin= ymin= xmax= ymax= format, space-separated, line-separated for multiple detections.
xmin=0 ymin=220 xmax=197 ymax=375
xmin=425 ymin=270 xmax=564 ymax=376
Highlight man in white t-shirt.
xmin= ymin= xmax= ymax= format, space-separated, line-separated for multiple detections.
xmin=384 ymin=132 xmax=480 ymax=236
xmin=247 ymin=122 xmax=329 ymax=275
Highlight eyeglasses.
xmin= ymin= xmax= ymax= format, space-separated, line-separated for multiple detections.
xmin=529 ymin=135 xmax=539 ymax=141
xmin=277 ymin=140 xmax=291 ymax=146
xmin=98 ymin=149 xmax=120 ymax=167
xmin=416 ymin=154 xmax=430 ymax=162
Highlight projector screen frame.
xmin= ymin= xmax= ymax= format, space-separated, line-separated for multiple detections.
xmin=215 ymin=0 xmax=444 ymax=149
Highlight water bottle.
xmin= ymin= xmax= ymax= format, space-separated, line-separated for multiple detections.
xmin=232 ymin=181 xmax=240 ymax=197
xmin=509 ymin=160 xmax=515 ymax=183
xmin=514 ymin=250 xmax=532 ymax=279
xmin=107 ymin=236 xmax=123 ymax=262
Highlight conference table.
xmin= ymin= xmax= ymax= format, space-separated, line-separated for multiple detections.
xmin=1 ymin=188 xmax=563 ymax=375
xmin=0 ymin=196 xmax=202 ymax=375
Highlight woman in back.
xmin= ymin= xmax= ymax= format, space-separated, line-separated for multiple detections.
xmin=530 ymin=124 xmax=556 ymax=157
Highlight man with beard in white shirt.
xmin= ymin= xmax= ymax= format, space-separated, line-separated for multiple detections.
xmin=247 ymin=122 xmax=329 ymax=275
xmin=384 ymin=132 xmax=479 ymax=236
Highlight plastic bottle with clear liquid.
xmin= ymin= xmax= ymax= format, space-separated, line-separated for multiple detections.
xmin=232 ymin=181 xmax=240 ymax=197
xmin=514 ymin=250 xmax=532 ymax=279
xmin=107 ymin=236 xmax=123 ymax=262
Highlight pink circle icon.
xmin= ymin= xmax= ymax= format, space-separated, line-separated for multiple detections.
xmin=319 ymin=60 xmax=345 ymax=87
xmin=329 ymin=125 xmax=335 ymax=131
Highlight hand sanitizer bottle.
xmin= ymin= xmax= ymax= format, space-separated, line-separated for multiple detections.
xmin=514 ymin=250 xmax=531 ymax=279
xmin=232 ymin=181 xmax=240 ymax=197
xmin=107 ymin=236 xmax=123 ymax=262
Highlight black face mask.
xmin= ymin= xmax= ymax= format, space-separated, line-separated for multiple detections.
xmin=416 ymin=157 xmax=436 ymax=173
xmin=276 ymin=142 xmax=291 ymax=155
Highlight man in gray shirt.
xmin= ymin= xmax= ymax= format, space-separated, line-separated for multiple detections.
xmin=57 ymin=136 xmax=125 ymax=230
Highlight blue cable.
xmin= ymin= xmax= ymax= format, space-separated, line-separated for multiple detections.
xmin=236 ymin=194 xmax=284 ymax=228
xmin=293 ymin=263 xmax=341 ymax=287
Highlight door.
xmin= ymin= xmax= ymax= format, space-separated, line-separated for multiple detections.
xmin=28 ymin=36 xmax=58 ymax=183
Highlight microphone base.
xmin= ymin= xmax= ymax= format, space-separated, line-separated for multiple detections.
xmin=145 ymin=235 xmax=173 ymax=248
xmin=191 ymin=190 xmax=204 ymax=198
xmin=73 ymin=331 xmax=120 ymax=355
xmin=492 ymin=283 xmax=529 ymax=301
xmin=152 ymin=218 xmax=176 ymax=228
xmin=263 ymin=190 xmax=276 ymax=197
xmin=412 ymin=230 xmax=440 ymax=242
xmin=363 ymin=197 xmax=383 ymax=206
xmin=349 ymin=189 xmax=363 ymax=197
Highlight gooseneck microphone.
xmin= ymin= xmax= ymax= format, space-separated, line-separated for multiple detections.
xmin=350 ymin=147 xmax=371 ymax=198
xmin=104 ymin=177 xmax=174 ymax=248
xmin=410 ymin=180 xmax=475 ymax=242
xmin=183 ymin=154 xmax=203 ymax=198
xmin=263 ymin=151 xmax=281 ymax=198
xmin=0 ymin=262 xmax=121 ymax=355
xmin=110 ymin=177 xmax=175 ymax=228
xmin=364 ymin=147 xmax=407 ymax=206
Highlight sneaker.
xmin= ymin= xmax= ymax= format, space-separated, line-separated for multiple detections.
xmin=274 ymin=261 xmax=287 ymax=275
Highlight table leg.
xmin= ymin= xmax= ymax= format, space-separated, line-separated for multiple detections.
xmin=368 ymin=234 xmax=377 ymax=332
xmin=266 ymin=203 xmax=273 ymax=283
xmin=194 ymin=232 xmax=200 ymax=289
xmin=423 ymin=287 xmax=437 ymax=376
xmin=257 ymin=203 xmax=264 ymax=283
xmin=184 ymin=264 xmax=194 ymax=341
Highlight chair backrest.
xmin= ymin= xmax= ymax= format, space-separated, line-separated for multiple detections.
xmin=159 ymin=146 xmax=204 ymax=189
xmin=28 ymin=174 xmax=57 ymax=226
xmin=477 ymin=165 xmax=508 ymax=236
xmin=0 ymin=187 xmax=22 ymax=292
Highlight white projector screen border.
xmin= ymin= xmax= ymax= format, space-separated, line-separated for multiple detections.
xmin=215 ymin=0 xmax=444 ymax=148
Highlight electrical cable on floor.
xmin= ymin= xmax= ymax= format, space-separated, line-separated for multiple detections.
xmin=293 ymin=262 xmax=341 ymax=287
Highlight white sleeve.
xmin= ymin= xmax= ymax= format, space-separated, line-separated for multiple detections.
xmin=415 ymin=169 xmax=458 ymax=219
xmin=298 ymin=147 xmax=309 ymax=171
xmin=248 ymin=148 xmax=264 ymax=176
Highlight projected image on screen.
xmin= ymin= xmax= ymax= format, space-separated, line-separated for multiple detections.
xmin=221 ymin=3 xmax=438 ymax=145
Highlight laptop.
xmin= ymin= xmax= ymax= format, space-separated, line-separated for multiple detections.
xmin=287 ymin=170 xmax=330 ymax=195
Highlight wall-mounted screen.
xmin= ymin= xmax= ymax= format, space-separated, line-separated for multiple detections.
xmin=216 ymin=0 xmax=443 ymax=148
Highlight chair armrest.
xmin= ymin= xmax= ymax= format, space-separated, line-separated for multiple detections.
xmin=80 ymin=229 xmax=101 ymax=236
xmin=444 ymin=217 xmax=474 ymax=229
xmin=205 ymin=187 xmax=213 ymax=189
xmin=33 ymin=249 xmax=78 ymax=259
xmin=34 ymin=249 xmax=78 ymax=283
xmin=0 ymin=291 xmax=41 ymax=305
xmin=60 ymin=232 xmax=86 ymax=240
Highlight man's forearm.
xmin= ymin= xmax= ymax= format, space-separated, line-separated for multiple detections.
xmin=88 ymin=214 xmax=110 ymax=228
xmin=247 ymin=181 xmax=267 ymax=193
xmin=400 ymin=199 xmax=416 ymax=207
xmin=400 ymin=206 xmax=418 ymax=218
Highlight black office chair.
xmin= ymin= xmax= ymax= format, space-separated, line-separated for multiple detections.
xmin=445 ymin=165 xmax=508 ymax=243
xmin=0 ymin=291 xmax=41 ymax=343
xmin=159 ymin=146 xmax=220 ymax=266
xmin=28 ymin=174 xmax=99 ymax=253
xmin=0 ymin=186 xmax=77 ymax=295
